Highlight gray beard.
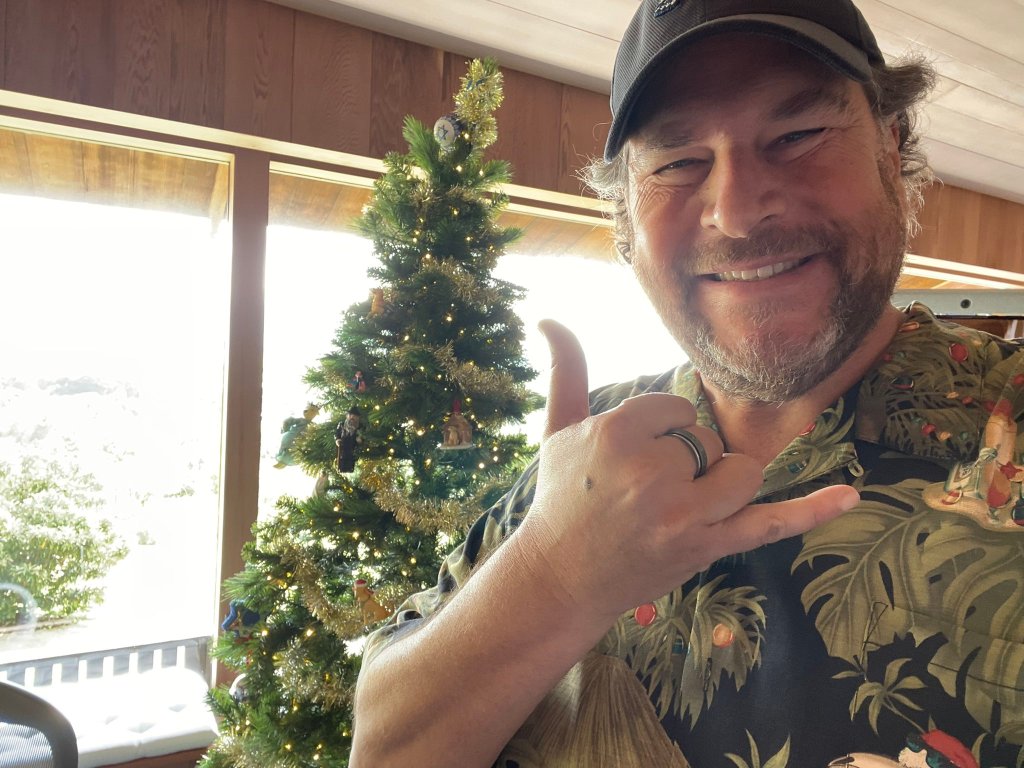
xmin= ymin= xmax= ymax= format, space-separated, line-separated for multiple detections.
xmin=685 ymin=285 xmax=864 ymax=403
xmin=668 ymin=176 xmax=907 ymax=404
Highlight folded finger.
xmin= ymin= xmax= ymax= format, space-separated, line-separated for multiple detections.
xmin=658 ymin=424 xmax=724 ymax=480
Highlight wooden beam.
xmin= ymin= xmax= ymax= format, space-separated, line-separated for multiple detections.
xmin=216 ymin=148 xmax=268 ymax=685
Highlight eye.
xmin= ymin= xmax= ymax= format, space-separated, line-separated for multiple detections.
xmin=774 ymin=128 xmax=826 ymax=146
xmin=651 ymin=156 xmax=710 ymax=184
xmin=655 ymin=157 xmax=704 ymax=173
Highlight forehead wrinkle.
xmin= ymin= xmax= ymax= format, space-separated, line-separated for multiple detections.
xmin=629 ymin=75 xmax=856 ymax=158
xmin=771 ymin=83 xmax=855 ymax=121
xmin=636 ymin=123 xmax=696 ymax=154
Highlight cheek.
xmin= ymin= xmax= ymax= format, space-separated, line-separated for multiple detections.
xmin=629 ymin=183 xmax=694 ymax=257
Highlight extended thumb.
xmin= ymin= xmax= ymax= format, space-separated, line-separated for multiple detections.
xmin=538 ymin=319 xmax=590 ymax=439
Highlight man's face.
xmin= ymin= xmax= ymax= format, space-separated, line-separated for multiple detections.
xmin=624 ymin=34 xmax=907 ymax=403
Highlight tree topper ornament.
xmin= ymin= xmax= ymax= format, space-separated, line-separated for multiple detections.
xmin=433 ymin=113 xmax=462 ymax=152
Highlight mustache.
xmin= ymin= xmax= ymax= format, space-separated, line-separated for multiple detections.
xmin=687 ymin=225 xmax=842 ymax=274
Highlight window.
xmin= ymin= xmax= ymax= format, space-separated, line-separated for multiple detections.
xmin=495 ymin=253 xmax=687 ymax=443
xmin=0 ymin=124 xmax=230 ymax=666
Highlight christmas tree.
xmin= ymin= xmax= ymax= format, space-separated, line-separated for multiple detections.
xmin=201 ymin=58 xmax=538 ymax=767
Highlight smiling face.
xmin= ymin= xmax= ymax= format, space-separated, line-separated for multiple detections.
xmin=624 ymin=34 xmax=907 ymax=403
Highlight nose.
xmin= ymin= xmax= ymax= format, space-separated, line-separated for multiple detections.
xmin=699 ymin=148 xmax=785 ymax=238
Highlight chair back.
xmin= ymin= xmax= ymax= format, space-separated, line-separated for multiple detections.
xmin=0 ymin=680 xmax=78 ymax=768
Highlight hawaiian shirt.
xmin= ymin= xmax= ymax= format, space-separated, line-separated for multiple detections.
xmin=364 ymin=305 xmax=1024 ymax=768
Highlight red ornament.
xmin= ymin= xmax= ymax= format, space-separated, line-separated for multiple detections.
xmin=922 ymin=423 xmax=936 ymax=436
xmin=633 ymin=603 xmax=657 ymax=627
xmin=948 ymin=342 xmax=969 ymax=362
xmin=1012 ymin=373 xmax=1024 ymax=388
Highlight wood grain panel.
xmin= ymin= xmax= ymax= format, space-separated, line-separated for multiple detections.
xmin=0 ymin=0 xmax=7 ymax=87
xmin=4 ymin=0 xmax=116 ymax=108
xmin=489 ymin=67 xmax=561 ymax=191
xmin=441 ymin=52 xmax=469 ymax=115
xmin=369 ymin=34 xmax=446 ymax=158
xmin=269 ymin=171 xmax=369 ymax=229
xmin=912 ymin=183 xmax=1024 ymax=274
xmin=558 ymin=85 xmax=610 ymax=196
xmin=224 ymin=0 xmax=294 ymax=141
xmin=0 ymin=125 xmax=30 ymax=190
xmin=0 ymin=125 xmax=225 ymax=220
xmin=111 ymin=0 xmax=225 ymax=126
xmin=291 ymin=12 xmax=373 ymax=155
xmin=978 ymin=195 xmax=1024 ymax=274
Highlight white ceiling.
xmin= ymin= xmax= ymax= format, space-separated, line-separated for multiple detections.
xmin=273 ymin=0 xmax=1024 ymax=205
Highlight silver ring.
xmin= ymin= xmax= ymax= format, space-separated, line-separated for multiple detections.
xmin=663 ymin=429 xmax=708 ymax=479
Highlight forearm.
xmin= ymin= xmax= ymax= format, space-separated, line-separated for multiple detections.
xmin=349 ymin=520 xmax=611 ymax=767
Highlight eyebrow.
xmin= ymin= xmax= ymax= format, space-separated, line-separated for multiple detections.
xmin=635 ymin=83 xmax=855 ymax=153
xmin=771 ymin=84 xmax=854 ymax=121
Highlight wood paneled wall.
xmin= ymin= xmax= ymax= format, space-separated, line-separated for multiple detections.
xmin=912 ymin=183 xmax=1024 ymax=275
xmin=1 ymin=0 xmax=1022 ymax=272
xmin=0 ymin=0 xmax=609 ymax=198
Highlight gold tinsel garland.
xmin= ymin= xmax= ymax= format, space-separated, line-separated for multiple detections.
xmin=433 ymin=343 xmax=526 ymax=401
xmin=418 ymin=258 xmax=504 ymax=304
xmin=215 ymin=736 xmax=300 ymax=768
xmin=278 ymin=538 xmax=410 ymax=636
xmin=455 ymin=58 xmax=503 ymax=150
xmin=356 ymin=458 xmax=409 ymax=495
xmin=275 ymin=635 xmax=352 ymax=711
xmin=372 ymin=477 xmax=508 ymax=536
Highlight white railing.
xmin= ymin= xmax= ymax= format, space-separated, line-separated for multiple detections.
xmin=0 ymin=636 xmax=210 ymax=689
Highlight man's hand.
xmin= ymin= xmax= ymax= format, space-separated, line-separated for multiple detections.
xmin=519 ymin=319 xmax=859 ymax=625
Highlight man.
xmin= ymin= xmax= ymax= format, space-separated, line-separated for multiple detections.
xmin=351 ymin=1 xmax=1024 ymax=766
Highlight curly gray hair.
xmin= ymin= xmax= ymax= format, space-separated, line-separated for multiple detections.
xmin=583 ymin=54 xmax=937 ymax=262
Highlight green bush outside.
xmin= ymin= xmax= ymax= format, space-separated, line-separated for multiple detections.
xmin=0 ymin=456 xmax=128 ymax=627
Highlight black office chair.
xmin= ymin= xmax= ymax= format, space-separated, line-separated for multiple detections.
xmin=0 ymin=680 xmax=78 ymax=768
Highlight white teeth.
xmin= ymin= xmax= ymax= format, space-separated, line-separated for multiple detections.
xmin=716 ymin=258 xmax=802 ymax=282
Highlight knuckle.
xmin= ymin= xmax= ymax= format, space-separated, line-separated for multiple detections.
xmin=762 ymin=514 xmax=787 ymax=544
xmin=591 ymin=408 xmax=628 ymax=442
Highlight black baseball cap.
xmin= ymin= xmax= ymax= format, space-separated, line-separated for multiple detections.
xmin=606 ymin=0 xmax=885 ymax=159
